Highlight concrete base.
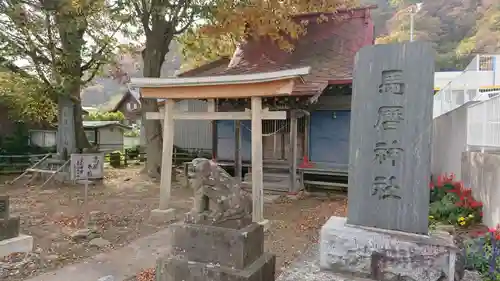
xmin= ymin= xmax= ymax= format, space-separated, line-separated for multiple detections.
xmin=277 ymin=244 xmax=479 ymax=281
xmin=157 ymin=252 xmax=275 ymax=281
xmin=0 ymin=234 xmax=34 ymax=258
xmin=320 ymin=216 xmax=457 ymax=281
xmin=157 ymin=222 xmax=276 ymax=281
xmin=149 ymin=208 xmax=176 ymax=224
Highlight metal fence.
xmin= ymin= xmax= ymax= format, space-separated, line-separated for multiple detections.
xmin=0 ymin=154 xmax=48 ymax=174
xmin=467 ymin=94 xmax=500 ymax=149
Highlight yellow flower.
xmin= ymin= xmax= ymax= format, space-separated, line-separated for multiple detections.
xmin=429 ymin=216 xmax=434 ymax=219
xmin=458 ymin=217 xmax=465 ymax=221
xmin=468 ymin=214 xmax=474 ymax=218
xmin=459 ymin=221 xmax=466 ymax=226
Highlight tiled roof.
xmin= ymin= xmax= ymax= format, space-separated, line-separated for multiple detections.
xmin=177 ymin=57 xmax=231 ymax=77
xmin=180 ymin=6 xmax=375 ymax=96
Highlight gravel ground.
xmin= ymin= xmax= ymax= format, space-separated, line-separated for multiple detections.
xmin=0 ymin=166 xmax=347 ymax=281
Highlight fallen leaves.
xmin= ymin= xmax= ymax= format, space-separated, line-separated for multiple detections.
xmin=296 ymin=200 xmax=347 ymax=233
xmin=136 ymin=267 xmax=155 ymax=281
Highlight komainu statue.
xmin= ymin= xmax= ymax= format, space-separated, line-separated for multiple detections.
xmin=185 ymin=158 xmax=252 ymax=229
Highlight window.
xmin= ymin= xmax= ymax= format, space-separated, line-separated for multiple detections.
xmin=85 ymin=130 xmax=96 ymax=144
xmin=126 ymin=102 xmax=138 ymax=111
xmin=29 ymin=130 xmax=56 ymax=147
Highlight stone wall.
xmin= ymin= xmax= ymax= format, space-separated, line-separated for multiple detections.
xmin=431 ymin=103 xmax=473 ymax=181
xmin=461 ymin=152 xmax=500 ymax=228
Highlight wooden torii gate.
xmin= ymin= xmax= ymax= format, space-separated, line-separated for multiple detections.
xmin=130 ymin=67 xmax=310 ymax=226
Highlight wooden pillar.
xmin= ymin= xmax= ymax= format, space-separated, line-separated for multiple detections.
xmin=289 ymin=111 xmax=298 ymax=192
xmin=304 ymin=113 xmax=310 ymax=161
xmin=251 ymin=97 xmax=264 ymax=223
xmin=159 ymin=99 xmax=175 ymax=210
xmin=234 ymin=120 xmax=242 ymax=181
xmin=208 ymin=99 xmax=217 ymax=160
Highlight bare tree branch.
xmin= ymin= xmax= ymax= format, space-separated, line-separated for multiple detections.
xmin=82 ymin=62 xmax=104 ymax=84
xmin=0 ymin=56 xmax=32 ymax=77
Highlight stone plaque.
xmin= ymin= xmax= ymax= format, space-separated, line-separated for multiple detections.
xmin=347 ymin=42 xmax=435 ymax=234
xmin=0 ymin=195 xmax=9 ymax=219
xmin=57 ymin=97 xmax=77 ymax=158
xmin=70 ymin=153 xmax=105 ymax=180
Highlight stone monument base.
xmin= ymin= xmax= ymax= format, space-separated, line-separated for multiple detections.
xmin=0 ymin=234 xmax=34 ymax=258
xmin=320 ymin=216 xmax=457 ymax=281
xmin=156 ymin=222 xmax=276 ymax=281
xmin=149 ymin=208 xmax=176 ymax=223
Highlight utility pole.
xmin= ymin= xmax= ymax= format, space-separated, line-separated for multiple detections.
xmin=410 ymin=3 xmax=423 ymax=42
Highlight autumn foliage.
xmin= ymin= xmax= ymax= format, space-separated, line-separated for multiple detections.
xmin=179 ymin=0 xmax=357 ymax=68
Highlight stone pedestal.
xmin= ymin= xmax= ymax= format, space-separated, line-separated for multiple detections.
xmin=0 ymin=215 xmax=20 ymax=241
xmin=0 ymin=196 xmax=33 ymax=257
xmin=156 ymin=222 xmax=276 ymax=281
xmin=320 ymin=216 xmax=457 ymax=281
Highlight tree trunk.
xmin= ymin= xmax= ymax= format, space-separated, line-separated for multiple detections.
xmin=55 ymin=10 xmax=90 ymax=159
xmin=141 ymin=34 xmax=172 ymax=178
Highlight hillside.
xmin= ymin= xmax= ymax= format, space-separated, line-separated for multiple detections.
xmin=373 ymin=0 xmax=500 ymax=70
xmin=80 ymin=41 xmax=182 ymax=109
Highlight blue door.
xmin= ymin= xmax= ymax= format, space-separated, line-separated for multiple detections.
xmin=216 ymin=120 xmax=251 ymax=161
xmin=309 ymin=110 xmax=351 ymax=166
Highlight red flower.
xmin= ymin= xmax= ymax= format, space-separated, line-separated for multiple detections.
xmin=474 ymin=231 xmax=485 ymax=237
xmin=488 ymin=227 xmax=496 ymax=233
xmin=437 ymin=175 xmax=444 ymax=186
xmin=470 ymin=201 xmax=482 ymax=208
xmin=480 ymin=212 xmax=483 ymax=217
xmin=429 ymin=182 xmax=434 ymax=189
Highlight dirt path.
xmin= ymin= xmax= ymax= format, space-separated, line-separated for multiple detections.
xmin=0 ymin=166 xmax=347 ymax=281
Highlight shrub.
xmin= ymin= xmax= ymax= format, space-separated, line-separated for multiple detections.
xmin=465 ymin=226 xmax=500 ymax=281
xmin=125 ymin=146 xmax=140 ymax=160
xmin=429 ymin=173 xmax=482 ymax=227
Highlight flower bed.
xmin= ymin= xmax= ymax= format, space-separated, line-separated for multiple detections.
xmin=429 ymin=173 xmax=482 ymax=228
xmin=465 ymin=226 xmax=500 ymax=281
xmin=430 ymin=173 xmax=499 ymax=281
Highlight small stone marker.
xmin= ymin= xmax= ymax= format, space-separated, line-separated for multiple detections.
xmin=347 ymin=41 xmax=435 ymax=235
xmin=0 ymin=195 xmax=9 ymax=219
xmin=0 ymin=195 xmax=20 ymax=241
xmin=156 ymin=158 xmax=275 ymax=281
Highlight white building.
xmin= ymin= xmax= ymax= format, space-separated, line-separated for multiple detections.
xmin=434 ymin=54 xmax=500 ymax=118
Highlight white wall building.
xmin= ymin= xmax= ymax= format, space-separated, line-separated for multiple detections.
xmin=434 ymin=54 xmax=500 ymax=118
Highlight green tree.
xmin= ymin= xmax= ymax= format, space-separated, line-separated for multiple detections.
xmin=0 ymin=0 xmax=129 ymax=156
xmin=85 ymin=111 xmax=125 ymax=122
xmin=0 ymin=71 xmax=56 ymax=123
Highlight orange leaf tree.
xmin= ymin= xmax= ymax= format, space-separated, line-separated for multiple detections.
xmin=179 ymin=0 xmax=358 ymax=69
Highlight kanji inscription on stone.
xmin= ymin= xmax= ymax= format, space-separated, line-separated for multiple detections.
xmin=347 ymin=42 xmax=435 ymax=234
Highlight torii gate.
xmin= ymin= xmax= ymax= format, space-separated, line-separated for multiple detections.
xmin=130 ymin=67 xmax=310 ymax=226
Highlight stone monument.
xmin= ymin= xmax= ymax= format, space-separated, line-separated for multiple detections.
xmin=156 ymin=158 xmax=276 ymax=281
xmin=318 ymin=42 xmax=459 ymax=281
xmin=0 ymin=195 xmax=33 ymax=257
